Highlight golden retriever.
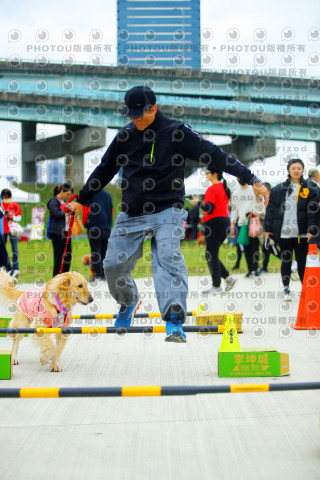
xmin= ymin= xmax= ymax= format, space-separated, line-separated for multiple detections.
xmin=0 ymin=269 xmax=93 ymax=372
xmin=196 ymin=233 xmax=205 ymax=246
xmin=81 ymin=253 xmax=96 ymax=280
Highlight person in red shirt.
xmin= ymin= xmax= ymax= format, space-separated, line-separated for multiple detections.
xmin=200 ymin=168 xmax=236 ymax=294
xmin=1 ymin=189 xmax=22 ymax=278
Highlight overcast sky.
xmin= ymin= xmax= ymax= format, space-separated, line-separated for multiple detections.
xmin=1 ymin=0 xmax=319 ymax=183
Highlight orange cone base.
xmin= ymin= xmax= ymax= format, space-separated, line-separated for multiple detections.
xmin=290 ymin=323 xmax=320 ymax=330
xmin=291 ymin=244 xmax=320 ymax=330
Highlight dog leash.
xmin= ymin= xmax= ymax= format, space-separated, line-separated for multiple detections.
xmin=53 ymin=293 xmax=68 ymax=326
xmin=59 ymin=193 xmax=79 ymax=274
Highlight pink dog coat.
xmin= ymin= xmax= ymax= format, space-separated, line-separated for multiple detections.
xmin=17 ymin=288 xmax=71 ymax=328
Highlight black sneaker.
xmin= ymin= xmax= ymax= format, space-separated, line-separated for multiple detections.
xmin=284 ymin=287 xmax=292 ymax=302
xmin=245 ymin=271 xmax=256 ymax=278
xmin=257 ymin=268 xmax=268 ymax=275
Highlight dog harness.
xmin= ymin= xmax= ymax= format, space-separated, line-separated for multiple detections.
xmin=17 ymin=288 xmax=71 ymax=328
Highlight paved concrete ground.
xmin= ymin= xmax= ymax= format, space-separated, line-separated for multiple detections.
xmin=0 ymin=272 xmax=319 ymax=480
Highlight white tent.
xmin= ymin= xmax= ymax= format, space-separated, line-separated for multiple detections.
xmin=249 ymin=162 xmax=287 ymax=188
xmin=0 ymin=177 xmax=40 ymax=203
xmin=184 ymin=162 xmax=284 ymax=197
xmin=184 ymin=169 xmax=239 ymax=196
xmin=184 ymin=169 xmax=208 ymax=196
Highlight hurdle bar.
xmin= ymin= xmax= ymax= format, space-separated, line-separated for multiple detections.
xmin=0 ymin=382 xmax=320 ymax=398
xmin=0 ymin=326 xmax=224 ymax=335
xmin=72 ymin=311 xmax=197 ymax=319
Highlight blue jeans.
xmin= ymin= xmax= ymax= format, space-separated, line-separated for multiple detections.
xmin=103 ymin=208 xmax=188 ymax=322
xmin=4 ymin=234 xmax=19 ymax=270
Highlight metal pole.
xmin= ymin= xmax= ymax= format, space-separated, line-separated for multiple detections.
xmin=0 ymin=325 xmax=223 ymax=335
xmin=72 ymin=311 xmax=198 ymax=319
xmin=1 ymin=382 xmax=320 ymax=398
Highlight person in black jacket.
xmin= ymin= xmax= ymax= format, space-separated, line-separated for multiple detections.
xmin=0 ymin=205 xmax=11 ymax=272
xmin=264 ymin=159 xmax=319 ymax=300
xmin=83 ymin=190 xmax=113 ymax=280
xmin=190 ymin=200 xmax=200 ymax=241
xmin=67 ymin=86 xmax=269 ymax=343
xmin=47 ymin=183 xmax=73 ymax=277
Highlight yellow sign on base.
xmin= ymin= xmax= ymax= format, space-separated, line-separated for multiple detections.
xmin=217 ymin=315 xmax=289 ymax=377
xmin=219 ymin=314 xmax=241 ymax=351
xmin=196 ymin=311 xmax=243 ymax=333
xmin=197 ymin=303 xmax=205 ymax=314
xmin=218 ymin=348 xmax=289 ymax=377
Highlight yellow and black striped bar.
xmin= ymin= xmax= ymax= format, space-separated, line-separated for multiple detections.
xmin=72 ymin=311 xmax=197 ymax=320
xmin=0 ymin=382 xmax=320 ymax=398
xmin=0 ymin=325 xmax=224 ymax=335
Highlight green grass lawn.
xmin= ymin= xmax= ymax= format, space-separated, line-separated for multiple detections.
xmin=15 ymin=182 xmax=283 ymax=283
xmin=10 ymin=238 xmax=281 ymax=284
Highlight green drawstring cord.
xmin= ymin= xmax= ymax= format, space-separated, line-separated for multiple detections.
xmin=150 ymin=141 xmax=155 ymax=163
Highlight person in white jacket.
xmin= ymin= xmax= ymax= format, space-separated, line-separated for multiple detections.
xmin=230 ymin=179 xmax=263 ymax=277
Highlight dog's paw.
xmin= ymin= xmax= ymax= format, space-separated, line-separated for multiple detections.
xmin=40 ymin=356 xmax=47 ymax=366
xmin=40 ymin=349 xmax=55 ymax=366
xmin=12 ymin=359 xmax=19 ymax=365
xmin=40 ymin=355 xmax=50 ymax=366
xmin=50 ymin=364 xmax=62 ymax=372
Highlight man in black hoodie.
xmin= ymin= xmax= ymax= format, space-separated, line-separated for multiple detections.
xmin=67 ymin=86 xmax=269 ymax=343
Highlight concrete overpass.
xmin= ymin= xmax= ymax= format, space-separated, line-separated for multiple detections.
xmin=0 ymin=60 xmax=319 ymax=183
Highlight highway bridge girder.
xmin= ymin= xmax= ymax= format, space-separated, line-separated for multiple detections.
xmin=22 ymin=123 xmax=106 ymax=184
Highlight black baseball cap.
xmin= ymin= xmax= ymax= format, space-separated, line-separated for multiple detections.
xmin=121 ymin=86 xmax=157 ymax=118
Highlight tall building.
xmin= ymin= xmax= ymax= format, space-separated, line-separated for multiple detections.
xmin=36 ymin=159 xmax=65 ymax=184
xmin=117 ymin=0 xmax=200 ymax=69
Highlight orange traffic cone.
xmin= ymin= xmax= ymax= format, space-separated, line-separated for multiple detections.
xmin=291 ymin=243 xmax=320 ymax=330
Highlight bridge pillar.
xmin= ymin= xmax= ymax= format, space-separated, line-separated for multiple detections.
xmin=65 ymin=153 xmax=85 ymax=185
xmin=21 ymin=121 xmax=37 ymax=183
xmin=221 ymin=136 xmax=276 ymax=165
xmin=21 ymin=124 xmax=106 ymax=185
xmin=316 ymin=142 xmax=320 ymax=165
xmin=184 ymin=136 xmax=276 ymax=178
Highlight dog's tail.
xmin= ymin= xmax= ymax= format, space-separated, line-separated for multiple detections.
xmin=0 ymin=268 xmax=23 ymax=304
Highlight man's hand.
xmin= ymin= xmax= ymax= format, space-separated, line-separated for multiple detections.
xmin=65 ymin=201 xmax=82 ymax=218
xmin=307 ymin=233 xmax=313 ymax=242
xmin=253 ymin=182 xmax=269 ymax=206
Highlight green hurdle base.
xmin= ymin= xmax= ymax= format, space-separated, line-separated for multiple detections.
xmin=0 ymin=351 xmax=12 ymax=380
xmin=0 ymin=318 xmax=28 ymax=338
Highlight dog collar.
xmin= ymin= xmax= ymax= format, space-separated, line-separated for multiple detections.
xmin=54 ymin=294 xmax=67 ymax=317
